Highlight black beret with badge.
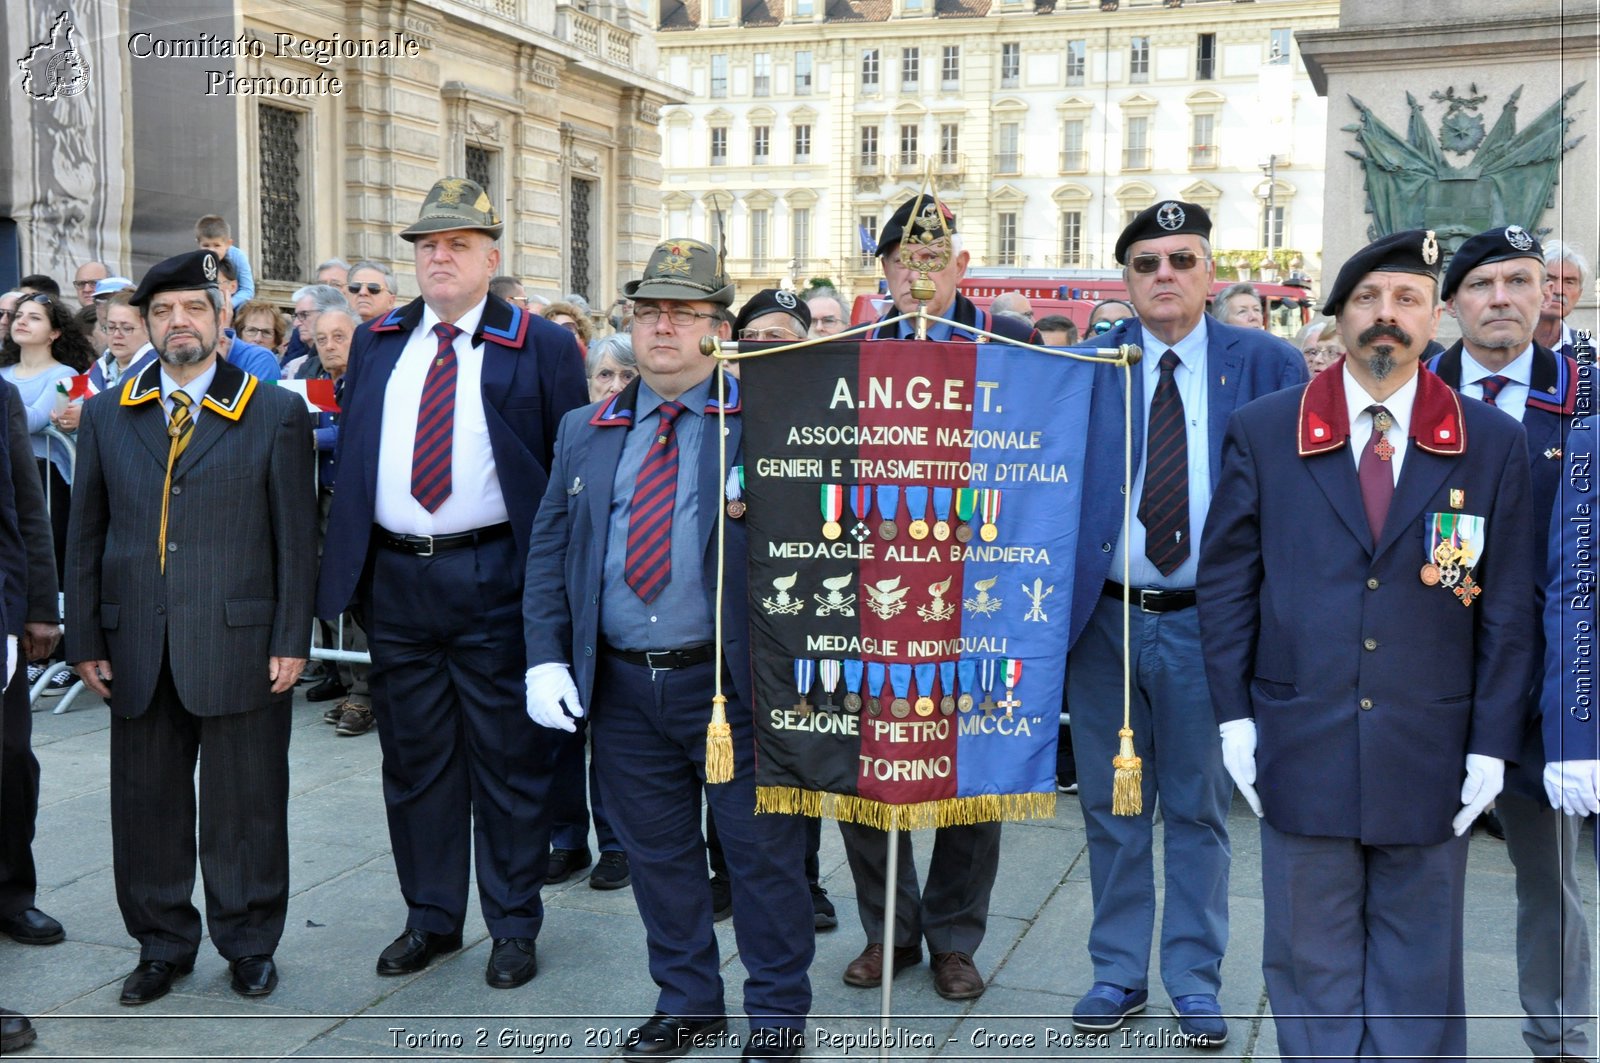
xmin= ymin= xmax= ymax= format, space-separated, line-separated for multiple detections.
xmin=128 ymin=249 xmax=221 ymax=307
xmin=734 ymin=288 xmax=811 ymax=337
xmin=1322 ymin=228 xmax=1442 ymax=316
xmin=623 ymin=237 xmax=736 ymax=307
xmin=399 ymin=176 xmax=503 ymax=242
xmin=876 ymin=197 xmax=957 ymax=257
xmin=1441 ymin=224 xmax=1544 ymax=301
xmin=1114 ymin=200 xmax=1212 ymax=265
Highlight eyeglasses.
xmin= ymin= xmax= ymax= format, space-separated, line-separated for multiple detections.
xmin=24 ymin=293 xmax=53 ymax=306
xmin=75 ymin=279 xmax=101 ymax=291
xmin=293 ymin=310 xmax=317 ymax=321
xmin=1304 ymin=345 xmax=1342 ymax=360
xmin=1091 ymin=318 xmax=1128 ymax=335
xmin=0 ymin=310 xmax=12 ymax=322
xmin=239 ymin=326 xmax=275 ymax=341
xmin=347 ymin=282 xmax=385 ymax=295
xmin=812 ymin=316 xmax=843 ymax=328
xmin=632 ymin=305 xmax=718 ymax=327
xmin=593 ymin=367 xmax=637 ymax=385
xmin=1128 ymin=251 xmax=1207 ymax=274
xmin=104 ymin=323 xmax=142 ymax=336
xmin=739 ymin=327 xmax=801 ymax=341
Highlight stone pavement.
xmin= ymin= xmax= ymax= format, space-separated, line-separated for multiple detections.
xmin=0 ymin=687 xmax=1592 ymax=1062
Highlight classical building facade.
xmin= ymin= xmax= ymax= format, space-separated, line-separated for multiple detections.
xmin=653 ymin=0 xmax=1339 ymax=303
xmin=1 ymin=0 xmax=676 ymax=307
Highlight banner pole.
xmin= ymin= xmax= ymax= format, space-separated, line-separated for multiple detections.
xmin=879 ymin=820 xmax=900 ymax=1063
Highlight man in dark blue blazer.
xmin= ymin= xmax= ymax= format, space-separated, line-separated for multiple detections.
xmin=316 ymin=178 xmax=587 ymax=989
xmin=1544 ymin=416 xmax=1599 ymax=821
xmin=1065 ymin=201 xmax=1307 ymax=1044
xmin=1199 ymin=230 xmax=1535 ymax=1061
xmin=523 ymin=238 xmax=812 ymax=1062
xmin=1429 ymin=225 xmax=1593 ymax=1061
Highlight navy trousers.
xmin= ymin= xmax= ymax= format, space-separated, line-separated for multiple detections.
xmin=550 ymin=723 xmax=620 ymax=852
xmin=0 ymin=674 xmax=40 ymax=918
xmin=590 ymin=654 xmax=813 ymax=1027
xmin=363 ymin=533 xmax=556 ymax=939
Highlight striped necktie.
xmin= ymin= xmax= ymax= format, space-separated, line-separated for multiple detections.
xmin=411 ymin=322 xmax=460 ymax=512
xmin=1478 ymin=375 xmax=1510 ymax=407
xmin=1138 ymin=350 xmax=1190 ymax=576
xmin=624 ymin=401 xmax=687 ymax=603
xmin=158 ymin=391 xmax=195 ymax=573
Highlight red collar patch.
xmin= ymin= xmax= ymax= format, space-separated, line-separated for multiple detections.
xmin=1297 ymin=359 xmax=1465 ymax=457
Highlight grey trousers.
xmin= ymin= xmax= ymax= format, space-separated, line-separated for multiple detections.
xmin=837 ymin=821 xmax=1001 ymax=956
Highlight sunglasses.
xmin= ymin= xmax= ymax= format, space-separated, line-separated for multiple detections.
xmin=24 ymin=293 xmax=53 ymax=305
xmin=347 ymin=282 xmax=385 ymax=295
xmin=1091 ymin=317 xmax=1127 ymax=335
xmin=1128 ymin=251 xmax=1206 ymax=274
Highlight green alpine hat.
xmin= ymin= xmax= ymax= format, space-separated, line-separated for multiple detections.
xmin=623 ymin=238 xmax=735 ymax=306
xmin=399 ymin=177 xmax=503 ymax=242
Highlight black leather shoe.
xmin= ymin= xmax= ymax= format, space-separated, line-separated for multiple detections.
xmin=305 ymin=676 xmax=349 ymax=702
xmin=119 ymin=957 xmax=195 ymax=1005
xmin=0 ymin=907 xmax=64 ymax=945
xmin=623 ymin=1013 xmax=729 ymax=1061
xmin=590 ymin=851 xmax=631 ymax=890
xmin=229 ymin=955 xmax=278 ymax=997
xmin=0 ymin=1008 xmax=36 ymax=1053
xmin=743 ymin=1026 xmax=806 ymax=1060
xmin=375 ymin=928 xmax=463 ymax=976
xmin=485 ymin=937 xmax=538 ymax=988
xmin=546 ymin=847 xmax=592 ymax=885
xmin=709 ymin=874 xmax=733 ymax=921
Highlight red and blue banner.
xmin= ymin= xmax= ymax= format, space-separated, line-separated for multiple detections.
xmin=741 ymin=339 xmax=1096 ymax=827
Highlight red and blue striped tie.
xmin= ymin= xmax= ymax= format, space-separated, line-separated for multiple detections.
xmin=411 ymin=322 xmax=460 ymax=512
xmin=1139 ymin=350 xmax=1190 ymax=576
xmin=1478 ymin=374 xmax=1510 ymax=407
xmin=624 ymin=401 xmax=687 ymax=603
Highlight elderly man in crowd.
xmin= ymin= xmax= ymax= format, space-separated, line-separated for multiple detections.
xmin=1536 ymin=241 xmax=1591 ymax=362
xmin=345 ymin=260 xmax=398 ymax=323
xmin=804 ymin=288 xmax=848 ymax=337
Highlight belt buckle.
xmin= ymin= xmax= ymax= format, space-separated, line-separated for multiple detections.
xmin=414 ymin=534 xmax=435 ymax=558
xmin=644 ymin=650 xmax=673 ymax=670
xmin=1138 ymin=588 xmax=1160 ymax=613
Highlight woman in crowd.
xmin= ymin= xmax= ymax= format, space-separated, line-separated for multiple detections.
xmin=543 ymin=300 xmax=593 ymax=353
xmin=1298 ymin=316 xmax=1344 ymax=376
xmin=1210 ymin=281 xmax=1265 ymax=329
xmin=585 ymin=334 xmax=636 ymax=403
xmin=235 ymin=299 xmax=288 ymax=358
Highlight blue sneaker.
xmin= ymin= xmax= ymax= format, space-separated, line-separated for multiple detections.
xmin=1172 ymin=994 xmax=1228 ymax=1048
xmin=1072 ymin=982 xmax=1148 ymax=1031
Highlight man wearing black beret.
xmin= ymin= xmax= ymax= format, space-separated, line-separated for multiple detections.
xmin=1064 ymin=200 xmax=1307 ymax=1044
xmin=1427 ymin=225 xmax=1592 ymax=1062
xmin=1199 ymin=229 xmax=1534 ymax=1059
xmin=66 ymin=248 xmax=317 ymax=1004
xmin=735 ymin=289 xmax=811 ymax=342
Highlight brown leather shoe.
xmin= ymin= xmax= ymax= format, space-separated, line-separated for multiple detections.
xmin=931 ymin=951 xmax=985 ymax=1000
xmin=842 ymin=942 xmax=922 ymax=987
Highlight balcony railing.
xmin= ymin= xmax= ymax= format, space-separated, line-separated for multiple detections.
xmin=994 ymin=151 xmax=1021 ymax=174
xmin=1059 ymin=149 xmax=1087 ymax=173
xmin=1122 ymin=147 xmax=1151 ymax=170
xmin=1189 ymin=144 xmax=1217 ymax=168
xmin=894 ymin=151 xmax=921 ymax=174
xmin=856 ymin=154 xmax=882 ymax=174
xmin=555 ymin=3 xmax=636 ymax=67
xmin=935 ymin=151 xmax=964 ymax=172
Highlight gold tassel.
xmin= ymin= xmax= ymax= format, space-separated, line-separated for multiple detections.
xmin=704 ymin=694 xmax=733 ymax=784
xmin=1111 ymin=726 xmax=1143 ymax=816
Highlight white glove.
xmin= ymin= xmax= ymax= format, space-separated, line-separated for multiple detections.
xmin=1218 ymin=718 xmax=1263 ymax=817
xmin=1452 ymin=753 xmax=1505 ymax=836
xmin=525 ymin=662 xmax=583 ymax=732
xmin=1543 ymin=760 xmax=1600 ymax=818
xmin=3 ymin=636 xmax=15 ymax=693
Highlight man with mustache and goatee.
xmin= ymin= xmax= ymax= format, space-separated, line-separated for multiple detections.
xmin=1198 ymin=230 xmax=1536 ymax=1062
xmin=65 ymin=249 xmax=316 ymax=1006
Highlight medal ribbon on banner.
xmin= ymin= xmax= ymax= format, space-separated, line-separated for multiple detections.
xmin=818 ymin=659 xmax=842 ymax=711
xmin=954 ymin=488 xmax=978 ymax=543
xmin=938 ymin=660 xmax=957 ymax=716
xmin=932 ymin=487 xmax=954 ymax=542
xmin=913 ymin=662 xmax=937 ymax=717
xmin=979 ymin=657 xmax=999 ymax=714
xmin=820 ymin=484 xmax=845 ymax=540
xmin=842 ymin=659 xmax=865 ymax=713
xmin=867 ymin=660 xmax=887 ymax=717
xmin=979 ymin=489 xmax=1003 ymax=542
xmin=850 ymin=484 xmax=873 ymax=542
xmin=905 ymin=486 xmax=931 ymax=541
xmin=1000 ymin=658 xmax=1023 ymax=718
xmin=876 ymin=485 xmax=901 ymax=540
xmin=957 ymin=659 xmax=977 ymax=712
xmin=793 ymin=658 xmax=815 ymax=714
xmin=888 ymin=663 xmax=913 ymax=720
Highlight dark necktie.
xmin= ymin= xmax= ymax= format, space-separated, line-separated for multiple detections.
xmin=1478 ymin=375 xmax=1510 ymax=407
xmin=159 ymin=392 xmax=195 ymax=573
xmin=411 ymin=322 xmax=460 ymax=512
xmin=1139 ymin=350 xmax=1190 ymax=576
xmin=1358 ymin=404 xmax=1395 ymax=546
xmin=624 ymin=401 xmax=688 ymax=603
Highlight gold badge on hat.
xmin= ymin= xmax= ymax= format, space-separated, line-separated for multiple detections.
xmin=1422 ymin=230 xmax=1439 ymax=265
xmin=658 ymin=244 xmax=692 ymax=276
xmin=435 ymin=177 xmax=469 ymax=206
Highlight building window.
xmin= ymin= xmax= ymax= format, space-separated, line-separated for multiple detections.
xmin=570 ymin=176 xmax=594 ymax=301
xmin=754 ymin=53 xmax=772 ymax=97
xmin=710 ymin=126 xmax=728 ymax=166
xmin=1122 ymin=115 xmax=1149 ymax=169
xmin=795 ymin=0 xmax=813 ymax=14
xmin=792 ymin=207 xmax=811 ymax=266
xmin=257 ymin=104 xmax=304 ymax=282
xmin=898 ymin=124 xmax=919 ymax=168
xmin=711 ymin=0 xmax=729 ymax=18
xmin=1130 ymin=36 xmax=1149 ymax=82
xmin=1196 ymin=33 xmax=1216 ymax=80
xmin=901 ymin=48 xmax=919 ymax=91
xmin=1269 ymin=28 xmax=1292 ymax=65
xmin=859 ymin=125 xmax=880 ymax=169
xmin=996 ymin=122 xmax=1020 ymax=174
xmin=795 ymin=51 xmax=813 ymax=94
xmin=859 ymin=214 xmax=879 ymax=264
xmin=1124 ymin=207 xmax=1144 ymax=227
xmin=939 ymin=123 xmax=959 ymax=166
xmin=1060 ymin=118 xmax=1086 ymax=172
xmin=794 ymin=123 xmax=812 ymax=163
xmin=465 ymin=145 xmax=495 ymax=200
xmin=1190 ymin=113 xmax=1216 ymax=168
xmin=1000 ymin=42 xmax=1020 ymax=87
xmin=862 ymin=49 xmax=879 ymax=90
xmin=1065 ymin=40 xmax=1086 ymax=86
xmin=995 ymin=212 xmax=1018 ymax=266
xmin=941 ymin=46 xmax=960 ymax=90
xmin=1261 ymin=204 xmax=1285 ymax=249
xmin=710 ymin=54 xmax=728 ymax=98
xmin=1060 ymin=210 xmax=1082 ymax=267
xmin=752 ymin=125 xmax=771 ymax=164
xmin=751 ymin=208 xmax=770 ymax=270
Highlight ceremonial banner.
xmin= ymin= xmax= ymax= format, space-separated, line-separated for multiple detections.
xmin=277 ymin=378 xmax=341 ymax=414
xmin=742 ymin=339 xmax=1096 ymax=827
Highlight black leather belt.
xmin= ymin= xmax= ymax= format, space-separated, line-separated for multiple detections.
xmin=1103 ymin=580 xmax=1197 ymax=613
xmin=377 ymin=522 xmax=511 ymax=557
xmin=605 ymin=643 xmax=716 ymax=669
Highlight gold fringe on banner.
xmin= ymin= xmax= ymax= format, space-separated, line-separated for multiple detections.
xmin=756 ymin=786 xmax=1057 ymax=828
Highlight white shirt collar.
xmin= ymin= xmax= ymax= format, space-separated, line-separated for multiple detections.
xmin=1459 ymin=343 xmax=1533 ymax=387
xmin=419 ymin=297 xmax=487 ymax=341
xmin=1147 ymin=317 xmax=1208 ymax=372
xmin=1343 ymin=363 xmax=1419 ymax=437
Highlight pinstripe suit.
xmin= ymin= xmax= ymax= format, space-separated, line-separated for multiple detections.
xmin=65 ymin=357 xmax=316 ymax=963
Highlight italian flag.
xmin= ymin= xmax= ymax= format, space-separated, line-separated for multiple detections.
xmin=277 ymin=379 xmax=340 ymax=413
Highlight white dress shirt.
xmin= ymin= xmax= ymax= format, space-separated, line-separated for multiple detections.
xmin=374 ymin=298 xmax=509 ymax=535
xmin=1459 ymin=344 xmax=1533 ymax=425
xmin=1344 ymin=364 xmax=1418 ymax=485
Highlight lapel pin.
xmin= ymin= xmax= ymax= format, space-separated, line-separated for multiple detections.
xmin=1449 ymin=488 xmax=1465 ymax=510
xmin=567 ymin=477 xmax=584 ymax=495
